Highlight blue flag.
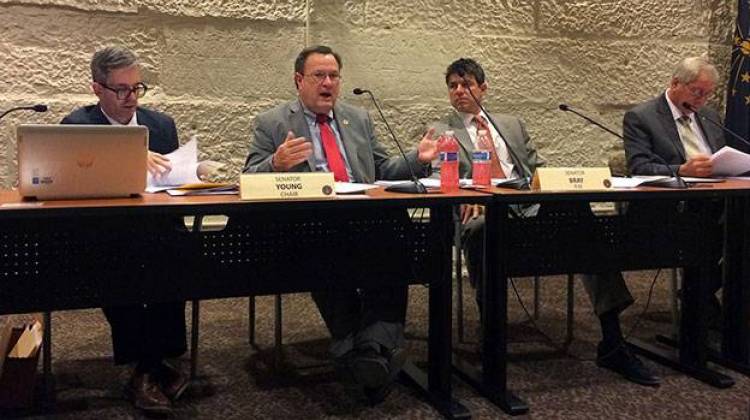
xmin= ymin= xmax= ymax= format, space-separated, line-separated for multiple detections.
xmin=726 ymin=0 xmax=750 ymax=150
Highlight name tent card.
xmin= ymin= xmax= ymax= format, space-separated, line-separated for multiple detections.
xmin=531 ymin=167 xmax=612 ymax=191
xmin=240 ymin=172 xmax=336 ymax=200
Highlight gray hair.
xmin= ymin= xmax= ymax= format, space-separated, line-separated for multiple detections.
xmin=672 ymin=55 xmax=719 ymax=85
xmin=90 ymin=46 xmax=138 ymax=84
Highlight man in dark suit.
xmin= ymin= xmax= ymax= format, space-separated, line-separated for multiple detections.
xmin=431 ymin=58 xmax=659 ymax=386
xmin=624 ymin=55 xmax=726 ymax=324
xmin=244 ymin=45 xmax=439 ymax=402
xmin=61 ymin=46 xmax=188 ymax=414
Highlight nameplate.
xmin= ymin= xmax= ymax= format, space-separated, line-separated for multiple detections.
xmin=240 ymin=172 xmax=336 ymax=200
xmin=531 ymin=167 xmax=612 ymax=191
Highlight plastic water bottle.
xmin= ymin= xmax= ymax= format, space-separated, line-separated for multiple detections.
xmin=439 ymin=130 xmax=460 ymax=193
xmin=472 ymin=129 xmax=491 ymax=188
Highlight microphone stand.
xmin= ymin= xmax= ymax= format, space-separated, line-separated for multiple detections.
xmin=462 ymin=81 xmax=530 ymax=190
xmin=0 ymin=105 xmax=48 ymax=123
xmin=352 ymin=88 xmax=427 ymax=193
xmin=559 ymin=104 xmax=688 ymax=189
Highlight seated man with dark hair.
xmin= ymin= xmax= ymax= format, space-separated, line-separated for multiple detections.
xmin=61 ymin=46 xmax=189 ymax=414
xmin=428 ymin=57 xmax=660 ymax=387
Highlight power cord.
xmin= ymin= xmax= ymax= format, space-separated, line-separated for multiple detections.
xmin=508 ymin=268 xmax=662 ymax=362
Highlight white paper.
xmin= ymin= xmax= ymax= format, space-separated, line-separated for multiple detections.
xmin=376 ymin=178 xmax=475 ymax=189
xmin=610 ymin=176 xmax=669 ymax=188
xmin=710 ymin=146 xmax=750 ymax=177
xmin=334 ymin=182 xmax=379 ymax=194
xmin=146 ymin=138 xmax=200 ymax=188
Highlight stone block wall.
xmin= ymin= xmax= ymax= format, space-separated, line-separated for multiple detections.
xmin=0 ymin=0 xmax=736 ymax=187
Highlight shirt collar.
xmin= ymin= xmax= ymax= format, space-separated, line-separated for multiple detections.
xmin=100 ymin=105 xmax=138 ymax=126
xmin=665 ymin=89 xmax=693 ymax=123
xmin=459 ymin=109 xmax=489 ymax=128
xmin=300 ymin=100 xmax=334 ymax=122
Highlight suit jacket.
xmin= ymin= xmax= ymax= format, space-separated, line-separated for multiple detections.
xmin=428 ymin=110 xmax=544 ymax=179
xmin=623 ymin=93 xmax=725 ymax=176
xmin=61 ymin=104 xmax=179 ymax=155
xmin=243 ymin=100 xmax=428 ymax=183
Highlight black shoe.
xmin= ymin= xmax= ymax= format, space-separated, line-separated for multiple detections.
xmin=596 ymin=342 xmax=661 ymax=387
xmin=351 ymin=349 xmax=390 ymax=389
xmin=363 ymin=381 xmax=393 ymax=406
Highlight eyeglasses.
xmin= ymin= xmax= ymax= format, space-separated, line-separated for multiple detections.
xmin=687 ymin=86 xmax=713 ymax=99
xmin=98 ymin=82 xmax=149 ymax=99
xmin=301 ymin=71 xmax=342 ymax=84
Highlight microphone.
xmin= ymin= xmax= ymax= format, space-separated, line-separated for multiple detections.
xmin=352 ymin=88 xmax=427 ymax=194
xmin=682 ymin=102 xmax=750 ymax=150
xmin=461 ymin=78 xmax=530 ymax=190
xmin=0 ymin=104 xmax=48 ymax=122
xmin=559 ymin=103 xmax=688 ymax=189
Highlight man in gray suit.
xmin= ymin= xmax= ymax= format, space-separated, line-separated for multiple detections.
xmin=244 ymin=45 xmax=438 ymax=402
xmin=624 ymin=56 xmax=725 ymax=176
xmin=624 ymin=55 xmax=726 ymax=323
xmin=431 ymin=58 xmax=659 ymax=386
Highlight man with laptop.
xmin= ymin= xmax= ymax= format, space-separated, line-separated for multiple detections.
xmin=60 ymin=46 xmax=188 ymax=414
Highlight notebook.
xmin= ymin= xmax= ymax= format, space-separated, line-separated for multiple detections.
xmin=17 ymin=124 xmax=149 ymax=199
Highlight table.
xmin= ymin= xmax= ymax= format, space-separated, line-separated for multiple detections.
xmin=454 ymin=180 xmax=750 ymax=415
xmin=0 ymin=188 xmax=487 ymax=419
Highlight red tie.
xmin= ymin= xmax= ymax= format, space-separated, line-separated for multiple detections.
xmin=316 ymin=114 xmax=349 ymax=182
xmin=474 ymin=115 xmax=506 ymax=178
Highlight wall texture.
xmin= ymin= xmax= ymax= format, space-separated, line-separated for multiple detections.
xmin=0 ymin=0 xmax=737 ymax=187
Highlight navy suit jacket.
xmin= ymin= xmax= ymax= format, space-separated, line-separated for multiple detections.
xmin=623 ymin=93 xmax=725 ymax=176
xmin=61 ymin=104 xmax=179 ymax=155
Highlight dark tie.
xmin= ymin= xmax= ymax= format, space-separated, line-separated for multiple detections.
xmin=474 ymin=115 xmax=506 ymax=178
xmin=316 ymin=114 xmax=349 ymax=182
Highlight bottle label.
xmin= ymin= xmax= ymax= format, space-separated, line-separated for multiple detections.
xmin=472 ymin=151 xmax=490 ymax=161
xmin=439 ymin=152 xmax=458 ymax=162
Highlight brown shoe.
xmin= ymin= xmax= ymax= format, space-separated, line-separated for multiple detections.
xmin=155 ymin=362 xmax=190 ymax=401
xmin=128 ymin=371 xmax=172 ymax=414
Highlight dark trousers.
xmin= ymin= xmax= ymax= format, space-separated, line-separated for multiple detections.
xmin=312 ymin=285 xmax=408 ymax=358
xmin=462 ymin=202 xmax=634 ymax=318
xmin=103 ymin=302 xmax=187 ymax=365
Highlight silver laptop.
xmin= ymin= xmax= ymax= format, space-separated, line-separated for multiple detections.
xmin=17 ymin=124 xmax=149 ymax=199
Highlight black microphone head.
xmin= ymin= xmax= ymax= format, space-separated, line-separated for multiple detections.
xmin=558 ymin=104 xmax=570 ymax=111
xmin=681 ymin=102 xmax=696 ymax=112
xmin=32 ymin=104 xmax=48 ymax=112
xmin=352 ymin=88 xmax=366 ymax=95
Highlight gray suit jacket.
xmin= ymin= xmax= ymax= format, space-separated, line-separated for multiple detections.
xmin=428 ymin=110 xmax=544 ymax=179
xmin=624 ymin=93 xmax=725 ymax=176
xmin=244 ymin=100 xmax=427 ymax=183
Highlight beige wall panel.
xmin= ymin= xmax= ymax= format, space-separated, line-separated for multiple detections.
xmin=312 ymin=0 xmax=535 ymax=35
xmin=539 ymin=0 xmax=711 ymax=39
xmin=310 ymin=25 xmax=711 ymax=106
xmin=159 ymin=22 xmax=304 ymax=101
xmin=136 ymin=0 xmax=305 ymax=20
xmin=0 ymin=7 xmax=162 ymax=96
xmin=0 ymin=0 xmax=136 ymax=13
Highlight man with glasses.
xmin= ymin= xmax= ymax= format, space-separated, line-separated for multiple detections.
xmin=623 ymin=55 xmax=726 ymax=330
xmin=61 ymin=46 xmax=188 ymax=414
xmin=624 ymin=55 xmax=725 ymax=177
xmin=244 ymin=45 xmax=438 ymax=403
